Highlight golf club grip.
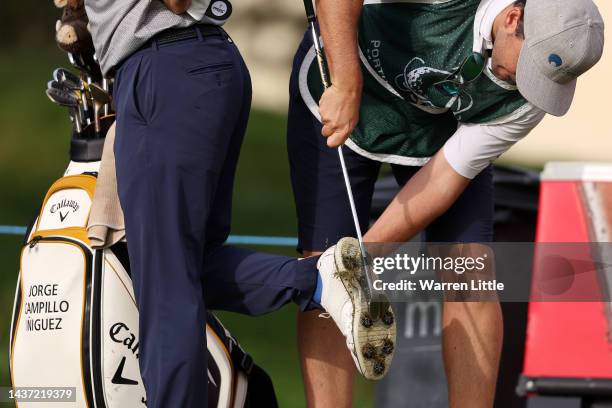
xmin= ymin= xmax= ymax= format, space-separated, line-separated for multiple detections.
xmin=302 ymin=0 xmax=316 ymax=23
xmin=315 ymin=49 xmax=331 ymax=89
xmin=301 ymin=0 xmax=331 ymax=89
xmin=301 ymin=1 xmax=375 ymax=301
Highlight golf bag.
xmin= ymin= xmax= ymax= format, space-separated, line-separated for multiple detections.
xmin=9 ymin=140 xmax=278 ymax=408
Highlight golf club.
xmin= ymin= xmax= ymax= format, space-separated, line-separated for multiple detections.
xmin=53 ymin=67 xmax=81 ymax=89
xmin=48 ymin=79 xmax=79 ymax=119
xmin=102 ymin=77 xmax=114 ymax=116
xmin=59 ymin=75 xmax=81 ymax=93
xmin=53 ymin=67 xmax=93 ymax=127
xmin=68 ymin=51 xmax=104 ymax=126
xmin=49 ymin=76 xmax=89 ymax=131
xmin=47 ymin=79 xmax=63 ymax=91
xmin=79 ymin=78 xmax=94 ymax=126
xmin=301 ymin=0 xmax=383 ymax=309
xmin=90 ymin=54 xmax=112 ymax=117
xmin=46 ymin=87 xmax=82 ymax=133
xmin=68 ymin=51 xmax=103 ymax=83
xmin=88 ymin=82 xmax=112 ymax=137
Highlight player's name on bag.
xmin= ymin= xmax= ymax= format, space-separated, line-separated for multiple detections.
xmin=25 ymin=316 xmax=65 ymax=332
xmin=22 ymin=283 xmax=71 ymax=332
xmin=28 ymin=283 xmax=60 ymax=297
xmin=24 ymin=300 xmax=70 ymax=314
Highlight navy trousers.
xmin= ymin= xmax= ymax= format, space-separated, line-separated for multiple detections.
xmin=113 ymin=28 xmax=318 ymax=407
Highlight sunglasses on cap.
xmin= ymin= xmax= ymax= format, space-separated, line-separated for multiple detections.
xmin=434 ymin=41 xmax=490 ymax=97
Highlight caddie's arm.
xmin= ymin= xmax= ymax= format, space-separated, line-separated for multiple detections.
xmin=365 ymin=105 xmax=545 ymax=243
xmin=164 ymin=0 xmax=192 ymax=14
xmin=315 ymin=0 xmax=363 ymax=148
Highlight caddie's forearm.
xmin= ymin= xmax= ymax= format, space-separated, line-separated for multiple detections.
xmin=163 ymin=0 xmax=192 ymax=14
xmin=364 ymin=151 xmax=471 ymax=243
xmin=315 ymin=0 xmax=363 ymax=92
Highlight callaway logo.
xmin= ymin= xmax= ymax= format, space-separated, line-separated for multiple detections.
xmin=108 ymin=322 xmax=221 ymax=397
xmin=110 ymin=322 xmax=140 ymax=358
xmin=112 ymin=356 xmax=138 ymax=385
xmin=50 ymin=198 xmax=80 ymax=222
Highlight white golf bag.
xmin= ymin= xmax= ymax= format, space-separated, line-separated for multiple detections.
xmin=9 ymin=140 xmax=277 ymax=408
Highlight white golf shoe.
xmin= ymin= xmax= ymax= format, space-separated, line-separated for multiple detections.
xmin=317 ymin=237 xmax=396 ymax=380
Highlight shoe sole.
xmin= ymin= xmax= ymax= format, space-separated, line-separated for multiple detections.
xmin=334 ymin=237 xmax=397 ymax=380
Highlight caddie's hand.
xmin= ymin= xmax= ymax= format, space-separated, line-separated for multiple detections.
xmin=319 ymin=81 xmax=362 ymax=148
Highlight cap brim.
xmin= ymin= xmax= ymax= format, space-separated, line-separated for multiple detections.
xmin=516 ymin=44 xmax=576 ymax=116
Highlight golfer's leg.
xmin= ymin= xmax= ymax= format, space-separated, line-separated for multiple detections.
xmin=287 ymin=31 xmax=380 ymax=407
xmin=198 ymin=47 xmax=320 ymax=315
xmin=201 ymin=41 xmax=251 ymax=251
xmin=420 ymin=165 xmax=501 ymax=408
xmin=204 ymin=246 xmax=320 ymax=314
xmin=113 ymin=33 xmax=246 ymax=407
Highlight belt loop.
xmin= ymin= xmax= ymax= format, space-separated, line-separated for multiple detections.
xmin=196 ymin=25 xmax=204 ymax=42
xmin=152 ymin=37 xmax=159 ymax=51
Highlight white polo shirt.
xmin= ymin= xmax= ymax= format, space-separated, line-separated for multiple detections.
xmin=443 ymin=0 xmax=546 ymax=179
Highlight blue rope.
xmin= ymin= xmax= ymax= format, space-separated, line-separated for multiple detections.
xmin=0 ymin=225 xmax=27 ymax=235
xmin=225 ymin=235 xmax=297 ymax=247
xmin=0 ymin=224 xmax=297 ymax=247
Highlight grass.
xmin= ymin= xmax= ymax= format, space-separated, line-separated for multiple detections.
xmin=0 ymin=48 xmax=374 ymax=407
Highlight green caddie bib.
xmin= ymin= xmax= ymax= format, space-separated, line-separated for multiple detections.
xmin=301 ymin=0 xmax=527 ymax=164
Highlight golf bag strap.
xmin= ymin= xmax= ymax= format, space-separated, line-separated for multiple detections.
xmin=206 ymin=312 xmax=254 ymax=375
xmin=228 ymin=338 xmax=254 ymax=376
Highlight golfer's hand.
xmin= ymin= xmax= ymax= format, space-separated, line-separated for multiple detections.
xmin=319 ymin=82 xmax=362 ymax=148
xmin=163 ymin=0 xmax=192 ymax=14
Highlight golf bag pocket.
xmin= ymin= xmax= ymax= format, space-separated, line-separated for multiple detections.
xmin=11 ymin=232 xmax=96 ymax=407
xmin=10 ymin=172 xmax=98 ymax=407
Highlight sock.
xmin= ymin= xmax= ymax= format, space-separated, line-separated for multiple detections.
xmin=312 ymin=271 xmax=323 ymax=304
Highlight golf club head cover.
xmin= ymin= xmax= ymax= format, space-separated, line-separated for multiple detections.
xmin=54 ymin=0 xmax=94 ymax=56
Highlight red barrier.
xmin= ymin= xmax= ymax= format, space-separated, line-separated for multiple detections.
xmin=520 ymin=163 xmax=612 ymax=402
